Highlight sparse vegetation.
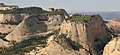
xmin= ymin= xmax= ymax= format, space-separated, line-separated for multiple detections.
xmin=0 ymin=36 xmax=47 ymax=55
xmin=67 ymin=14 xmax=101 ymax=22
xmin=0 ymin=7 xmax=63 ymax=15
xmin=67 ymin=14 xmax=91 ymax=22
xmin=1 ymin=20 xmax=19 ymax=25
xmin=66 ymin=38 xmax=83 ymax=50
xmin=52 ymin=30 xmax=83 ymax=51
xmin=0 ymin=7 xmax=44 ymax=14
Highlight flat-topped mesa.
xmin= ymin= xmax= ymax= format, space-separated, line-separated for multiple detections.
xmin=0 ymin=3 xmax=18 ymax=10
xmin=60 ymin=14 xmax=112 ymax=55
xmin=48 ymin=8 xmax=69 ymax=18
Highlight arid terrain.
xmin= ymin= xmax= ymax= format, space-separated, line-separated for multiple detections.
xmin=0 ymin=3 xmax=119 ymax=55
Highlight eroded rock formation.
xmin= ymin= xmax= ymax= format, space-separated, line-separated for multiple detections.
xmin=4 ymin=14 xmax=65 ymax=42
xmin=106 ymin=20 xmax=120 ymax=35
xmin=103 ymin=36 xmax=120 ymax=55
xmin=0 ymin=6 xmax=115 ymax=55
xmin=5 ymin=15 xmax=48 ymax=42
xmin=60 ymin=14 xmax=112 ymax=55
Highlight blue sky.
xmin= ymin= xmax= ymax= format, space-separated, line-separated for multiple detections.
xmin=0 ymin=0 xmax=120 ymax=12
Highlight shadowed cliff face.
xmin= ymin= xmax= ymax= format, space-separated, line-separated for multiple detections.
xmin=86 ymin=15 xmax=112 ymax=54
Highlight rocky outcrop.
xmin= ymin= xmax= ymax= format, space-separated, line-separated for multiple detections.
xmin=46 ymin=14 xmax=65 ymax=32
xmin=48 ymin=8 xmax=69 ymax=18
xmin=103 ymin=37 xmax=120 ymax=55
xmin=5 ymin=15 xmax=48 ymax=42
xmin=27 ymin=34 xmax=79 ymax=55
xmin=0 ymin=14 xmax=23 ymax=24
xmin=47 ymin=14 xmax=65 ymax=25
xmin=4 ymin=13 xmax=65 ymax=42
xmin=60 ymin=14 xmax=112 ymax=55
xmin=106 ymin=20 xmax=120 ymax=35
xmin=55 ymin=9 xmax=70 ymax=18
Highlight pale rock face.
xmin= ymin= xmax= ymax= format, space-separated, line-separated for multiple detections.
xmin=46 ymin=14 xmax=65 ymax=31
xmin=5 ymin=15 xmax=48 ymax=42
xmin=60 ymin=16 xmax=112 ymax=55
xmin=0 ymin=39 xmax=11 ymax=47
xmin=0 ymin=24 xmax=17 ymax=34
xmin=47 ymin=14 xmax=65 ymax=25
xmin=60 ymin=21 xmax=91 ymax=55
xmin=38 ymin=41 xmax=77 ymax=55
xmin=103 ymin=37 xmax=120 ymax=55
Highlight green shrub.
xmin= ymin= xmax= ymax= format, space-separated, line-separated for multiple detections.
xmin=67 ymin=14 xmax=102 ymax=22
xmin=68 ymin=14 xmax=91 ymax=22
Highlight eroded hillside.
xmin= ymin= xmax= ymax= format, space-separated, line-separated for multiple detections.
xmin=0 ymin=7 xmax=118 ymax=55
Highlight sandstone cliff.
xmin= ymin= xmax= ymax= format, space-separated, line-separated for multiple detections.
xmin=0 ymin=6 xmax=114 ymax=55
xmin=103 ymin=36 xmax=120 ymax=55
xmin=60 ymin=14 xmax=112 ymax=55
